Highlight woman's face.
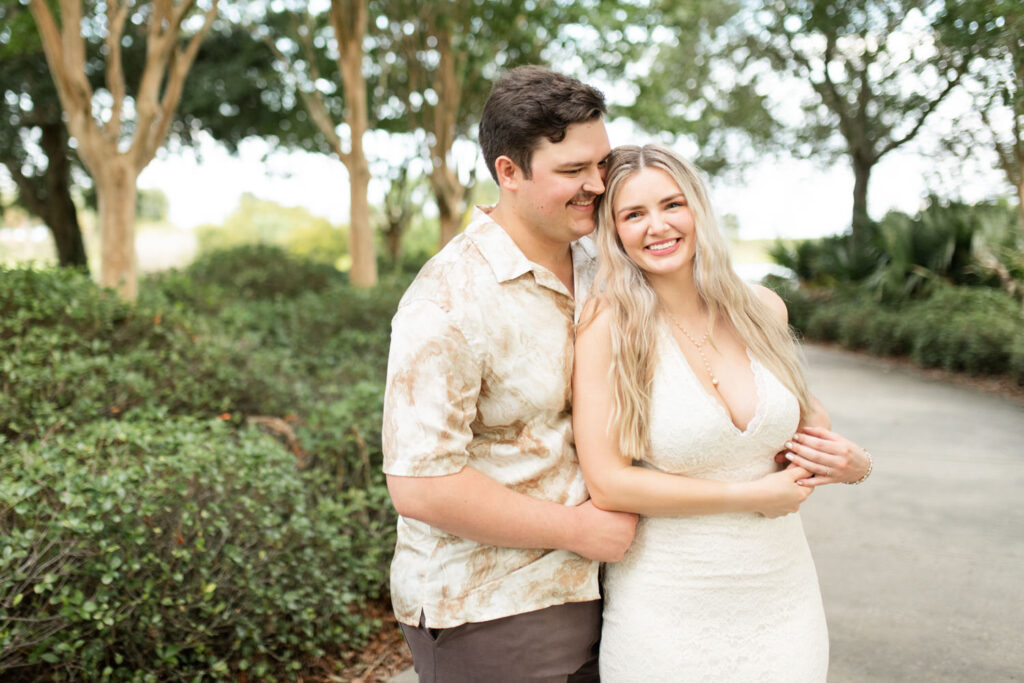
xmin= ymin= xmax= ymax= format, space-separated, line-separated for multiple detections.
xmin=612 ymin=166 xmax=696 ymax=278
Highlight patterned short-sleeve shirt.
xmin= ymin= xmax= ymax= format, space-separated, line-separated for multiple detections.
xmin=382 ymin=206 xmax=600 ymax=628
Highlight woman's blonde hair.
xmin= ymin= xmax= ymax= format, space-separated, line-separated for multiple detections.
xmin=589 ymin=144 xmax=812 ymax=458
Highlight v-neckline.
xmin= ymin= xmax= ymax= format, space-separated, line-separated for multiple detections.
xmin=661 ymin=321 xmax=764 ymax=435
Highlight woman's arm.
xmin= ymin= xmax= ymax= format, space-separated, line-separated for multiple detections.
xmin=783 ymin=427 xmax=873 ymax=487
xmin=572 ymin=304 xmax=813 ymax=519
xmin=751 ymin=285 xmax=873 ymax=487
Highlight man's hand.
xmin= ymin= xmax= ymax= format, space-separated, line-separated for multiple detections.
xmin=567 ymin=500 xmax=638 ymax=562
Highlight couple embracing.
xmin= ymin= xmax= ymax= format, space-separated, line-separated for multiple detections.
xmin=382 ymin=66 xmax=872 ymax=683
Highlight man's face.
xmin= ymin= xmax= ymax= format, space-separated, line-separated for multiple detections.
xmin=515 ymin=118 xmax=611 ymax=244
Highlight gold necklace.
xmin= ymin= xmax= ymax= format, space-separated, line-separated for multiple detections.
xmin=669 ymin=315 xmax=719 ymax=387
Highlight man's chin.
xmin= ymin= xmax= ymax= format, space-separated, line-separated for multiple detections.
xmin=572 ymin=219 xmax=597 ymax=238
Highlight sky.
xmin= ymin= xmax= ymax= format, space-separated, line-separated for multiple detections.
xmin=137 ymin=110 xmax=1007 ymax=244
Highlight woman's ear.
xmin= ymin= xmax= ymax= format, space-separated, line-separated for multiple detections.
xmin=493 ymin=155 xmax=523 ymax=191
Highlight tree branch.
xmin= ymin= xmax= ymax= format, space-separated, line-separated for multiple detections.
xmin=259 ymin=26 xmax=348 ymax=164
xmin=104 ymin=0 xmax=132 ymax=146
xmin=878 ymin=72 xmax=961 ymax=158
xmin=28 ymin=0 xmax=102 ymax=171
xmin=136 ymin=0 xmax=219 ymax=171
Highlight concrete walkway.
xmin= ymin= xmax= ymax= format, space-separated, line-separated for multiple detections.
xmin=392 ymin=345 xmax=1024 ymax=682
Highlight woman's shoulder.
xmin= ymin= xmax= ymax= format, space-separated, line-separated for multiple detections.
xmin=577 ymin=295 xmax=614 ymax=334
xmin=748 ymin=283 xmax=788 ymax=325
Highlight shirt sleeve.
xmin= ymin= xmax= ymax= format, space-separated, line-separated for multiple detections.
xmin=382 ymin=298 xmax=482 ymax=477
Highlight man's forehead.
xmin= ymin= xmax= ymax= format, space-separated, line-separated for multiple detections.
xmin=534 ymin=119 xmax=611 ymax=161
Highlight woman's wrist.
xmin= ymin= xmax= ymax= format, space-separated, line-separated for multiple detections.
xmin=846 ymin=450 xmax=873 ymax=485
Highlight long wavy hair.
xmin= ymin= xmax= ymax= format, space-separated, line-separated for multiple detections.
xmin=589 ymin=144 xmax=813 ymax=458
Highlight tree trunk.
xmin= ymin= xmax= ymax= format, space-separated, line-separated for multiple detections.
xmin=1016 ymin=178 xmax=1024 ymax=243
xmin=39 ymin=122 xmax=88 ymax=269
xmin=433 ymin=172 xmax=466 ymax=248
xmin=331 ymin=0 xmax=376 ymax=288
xmin=851 ymin=153 xmax=872 ymax=245
xmin=94 ymin=156 xmax=138 ymax=300
xmin=439 ymin=211 xmax=461 ymax=248
xmin=347 ymin=150 xmax=376 ymax=287
xmin=3 ymin=122 xmax=88 ymax=270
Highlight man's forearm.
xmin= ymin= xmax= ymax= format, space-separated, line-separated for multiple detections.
xmin=386 ymin=466 xmax=580 ymax=551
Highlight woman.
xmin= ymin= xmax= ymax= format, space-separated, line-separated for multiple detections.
xmin=572 ymin=144 xmax=872 ymax=681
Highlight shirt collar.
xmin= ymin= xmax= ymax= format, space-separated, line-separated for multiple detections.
xmin=467 ymin=206 xmax=598 ymax=293
xmin=466 ymin=206 xmax=534 ymax=284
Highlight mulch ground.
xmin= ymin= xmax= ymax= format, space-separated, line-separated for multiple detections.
xmin=300 ymin=600 xmax=413 ymax=683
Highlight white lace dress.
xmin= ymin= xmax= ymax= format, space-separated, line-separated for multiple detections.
xmin=599 ymin=324 xmax=829 ymax=682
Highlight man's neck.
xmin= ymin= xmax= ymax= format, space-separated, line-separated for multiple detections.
xmin=487 ymin=204 xmax=575 ymax=293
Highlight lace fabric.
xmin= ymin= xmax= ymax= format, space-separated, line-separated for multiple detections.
xmin=599 ymin=323 xmax=829 ymax=682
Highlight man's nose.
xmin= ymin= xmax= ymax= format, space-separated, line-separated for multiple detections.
xmin=582 ymin=167 xmax=605 ymax=195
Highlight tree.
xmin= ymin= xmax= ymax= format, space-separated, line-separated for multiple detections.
xmin=380 ymin=164 xmax=423 ymax=269
xmin=254 ymin=0 xmax=377 ymax=287
xmin=0 ymin=2 xmax=87 ymax=269
xmin=938 ymin=0 xmax=1024 ymax=237
xmin=373 ymin=0 xmax=567 ymax=247
xmin=29 ymin=0 xmax=219 ymax=299
xmin=627 ymin=0 xmax=965 ymax=243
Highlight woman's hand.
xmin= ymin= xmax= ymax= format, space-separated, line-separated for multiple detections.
xmin=746 ymin=467 xmax=814 ymax=518
xmin=782 ymin=426 xmax=872 ymax=487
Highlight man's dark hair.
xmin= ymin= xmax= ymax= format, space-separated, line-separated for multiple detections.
xmin=479 ymin=66 xmax=606 ymax=182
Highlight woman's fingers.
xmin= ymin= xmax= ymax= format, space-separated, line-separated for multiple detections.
xmin=785 ymin=438 xmax=840 ymax=468
xmin=784 ymin=445 xmax=837 ymax=479
xmin=784 ymin=452 xmax=834 ymax=486
xmin=792 ymin=431 xmax=842 ymax=455
xmin=800 ymin=425 xmax=837 ymax=440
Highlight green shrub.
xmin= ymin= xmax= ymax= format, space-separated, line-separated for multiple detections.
xmin=766 ymin=275 xmax=1024 ymax=382
xmin=0 ymin=418 xmax=392 ymax=681
xmin=903 ymin=286 xmax=1023 ymax=375
xmin=1 ymin=258 xmax=405 ymax=679
xmin=0 ymin=268 xmax=291 ymax=444
xmin=772 ymin=197 xmax=1023 ymax=303
xmin=153 ymin=244 xmax=346 ymax=310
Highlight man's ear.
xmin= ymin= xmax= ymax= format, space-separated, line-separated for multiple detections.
xmin=494 ymin=155 xmax=523 ymax=191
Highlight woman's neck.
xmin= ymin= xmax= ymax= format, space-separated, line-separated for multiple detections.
xmin=649 ymin=269 xmax=705 ymax=324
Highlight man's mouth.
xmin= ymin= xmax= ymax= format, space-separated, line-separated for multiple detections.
xmin=569 ymin=197 xmax=595 ymax=209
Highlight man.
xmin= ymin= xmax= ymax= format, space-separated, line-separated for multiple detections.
xmin=383 ymin=66 xmax=638 ymax=682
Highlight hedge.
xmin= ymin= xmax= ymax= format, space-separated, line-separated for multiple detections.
xmin=0 ymin=418 xmax=390 ymax=680
xmin=767 ymin=277 xmax=1024 ymax=383
xmin=1 ymin=250 xmax=404 ymax=680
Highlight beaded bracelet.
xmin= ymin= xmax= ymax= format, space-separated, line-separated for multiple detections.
xmin=846 ymin=450 xmax=873 ymax=485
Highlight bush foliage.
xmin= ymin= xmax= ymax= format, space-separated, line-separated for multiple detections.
xmin=768 ymin=278 xmax=1024 ymax=383
xmin=768 ymin=198 xmax=1024 ymax=384
xmin=0 ymin=246 xmax=406 ymax=680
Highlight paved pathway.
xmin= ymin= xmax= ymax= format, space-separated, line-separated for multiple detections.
xmin=393 ymin=345 xmax=1024 ymax=682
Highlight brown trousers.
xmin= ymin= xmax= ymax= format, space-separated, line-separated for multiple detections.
xmin=400 ymin=600 xmax=602 ymax=683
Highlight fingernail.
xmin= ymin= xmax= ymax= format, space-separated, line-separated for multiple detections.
xmin=785 ymin=453 xmax=794 ymax=461
xmin=785 ymin=442 xmax=793 ymax=450
xmin=792 ymin=434 xmax=800 ymax=441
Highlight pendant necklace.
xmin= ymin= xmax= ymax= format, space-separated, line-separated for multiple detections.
xmin=669 ymin=315 xmax=719 ymax=388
